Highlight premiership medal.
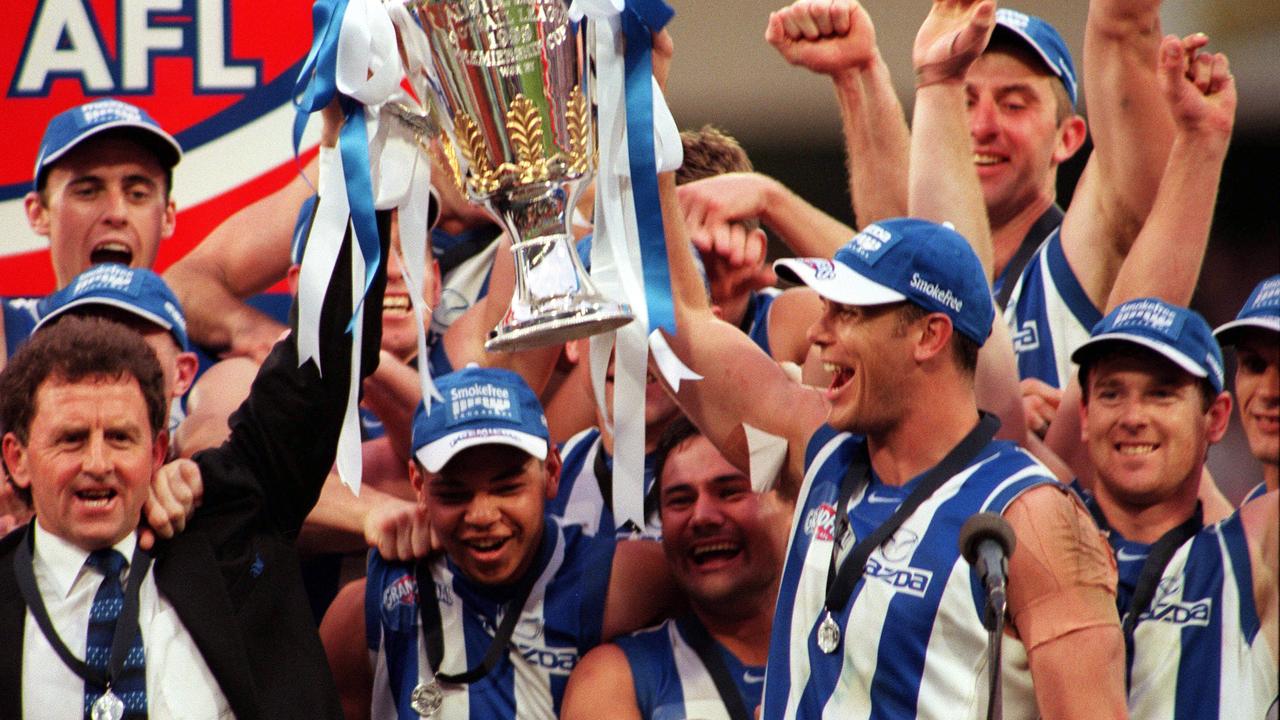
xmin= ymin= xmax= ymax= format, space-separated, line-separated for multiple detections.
xmin=90 ymin=689 xmax=125 ymax=720
xmin=817 ymin=612 xmax=841 ymax=654
xmin=410 ymin=680 xmax=444 ymax=718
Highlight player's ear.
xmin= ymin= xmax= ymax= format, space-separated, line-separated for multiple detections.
xmin=542 ymin=446 xmax=562 ymax=500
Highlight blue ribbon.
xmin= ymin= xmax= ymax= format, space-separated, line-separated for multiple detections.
xmin=292 ymin=0 xmax=381 ymax=329
xmin=620 ymin=0 xmax=676 ymax=335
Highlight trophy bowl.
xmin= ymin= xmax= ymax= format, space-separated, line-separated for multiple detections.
xmin=398 ymin=0 xmax=633 ymax=352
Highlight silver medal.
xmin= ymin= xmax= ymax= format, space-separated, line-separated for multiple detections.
xmin=817 ymin=612 xmax=841 ymax=654
xmin=410 ymin=680 xmax=444 ymax=718
xmin=90 ymin=689 xmax=125 ymax=720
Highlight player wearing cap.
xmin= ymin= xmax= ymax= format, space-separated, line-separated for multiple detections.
xmin=318 ymin=366 xmax=677 ymax=720
xmin=560 ymin=418 xmax=790 ymax=720
xmin=1065 ymin=298 xmax=1279 ymax=719
xmin=766 ymin=0 xmax=1177 ymax=428
xmin=1215 ymin=276 xmax=1280 ymax=503
xmin=3 ymin=99 xmax=182 ymax=366
xmin=652 ymin=3 xmax=1124 ymax=717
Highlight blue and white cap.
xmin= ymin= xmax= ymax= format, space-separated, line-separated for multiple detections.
xmin=774 ymin=218 xmax=995 ymax=346
xmin=34 ymin=99 xmax=182 ymax=191
xmin=412 ymin=366 xmax=549 ymax=473
xmin=1214 ymin=275 xmax=1280 ymax=346
xmin=1072 ymin=298 xmax=1224 ymax=394
xmin=36 ymin=264 xmax=190 ymax=351
xmin=993 ymin=9 xmax=1078 ymax=108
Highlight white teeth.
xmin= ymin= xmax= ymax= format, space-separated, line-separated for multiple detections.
xmin=469 ymin=538 xmax=505 ymax=550
xmin=973 ymin=153 xmax=1002 ymax=165
xmin=1118 ymin=444 xmax=1156 ymax=455
xmin=692 ymin=542 xmax=739 ymax=559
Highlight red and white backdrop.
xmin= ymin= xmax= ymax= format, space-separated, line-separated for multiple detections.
xmin=1 ymin=0 xmax=318 ymax=296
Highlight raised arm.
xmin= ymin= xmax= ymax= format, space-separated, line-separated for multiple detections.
xmin=1047 ymin=36 xmax=1236 ymax=482
xmin=766 ymin=0 xmax=910 ymax=230
xmin=1058 ymin=0 xmax=1177 ymax=307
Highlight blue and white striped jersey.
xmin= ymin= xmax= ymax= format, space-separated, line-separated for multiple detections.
xmin=615 ymin=616 xmax=766 ymax=720
xmin=1118 ymin=513 xmax=1277 ymax=719
xmin=1242 ymin=481 xmax=1269 ymax=506
xmin=365 ymin=518 xmax=615 ymax=720
xmin=1003 ymin=228 xmax=1103 ymax=389
xmin=549 ymin=427 xmax=661 ymax=539
xmin=742 ymin=288 xmax=780 ymax=358
xmin=761 ymin=426 xmax=1058 ymax=719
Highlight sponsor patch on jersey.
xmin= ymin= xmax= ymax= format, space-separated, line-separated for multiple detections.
xmin=804 ymin=502 xmax=838 ymax=542
xmin=1138 ymin=576 xmax=1212 ymax=628
xmin=381 ymin=573 xmax=420 ymax=633
xmin=863 ymin=556 xmax=933 ymax=598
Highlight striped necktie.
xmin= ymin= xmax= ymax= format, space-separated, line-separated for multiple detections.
xmin=83 ymin=549 xmax=147 ymax=719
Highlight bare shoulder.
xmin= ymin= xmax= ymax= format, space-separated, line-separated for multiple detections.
xmin=562 ymin=643 xmax=640 ymax=720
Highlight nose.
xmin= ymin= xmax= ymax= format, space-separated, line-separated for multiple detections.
xmin=1116 ymin=397 xmax=1151 ymax=432
xmin=101 ymin=187 xmax=129 ymax=225
xmin=969 ymin=96 xmax=999 ymax=145
xmin=689 ymin=491 xmax=723 ymax=530
xmin=807 ymin=308 xmax=834 ymax=349
xmin=1260 ymin=362 xmax=1280 ymax=404
xmin=82 ymin=432 xmax=111 ymax=478
xmin=464 ymin=493 xmax=500 ymax=527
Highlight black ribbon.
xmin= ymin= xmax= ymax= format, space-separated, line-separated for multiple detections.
xmin=824 ymin=413 xmax=1001 ymax=622
xmin=679 ymin=616 xmax=752 ymax=720
xmin=994 ymin=204 xmax=1064 ymax=309
xmin=14 ymin=526 xmax=152 ymax=692
xmin=1085 ymin=500 xmax=1203 ymax=638
xmin=416 ymin=557 xmax=539 ymax=685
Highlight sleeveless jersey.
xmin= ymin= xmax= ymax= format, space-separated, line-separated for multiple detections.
xmin=616 ymin=616 xmax=766 ymax=720
xmin=761 ymin=426 xmax=1058 ymax=719
xmin=366 ymin=518 xmax=615 ymax=720
xmin=1004 ymin=227 xmax=1103 ymax=389
xmin=2 ymin=296 xmax=40 ymax=358
xmin=741 ymin=288 xmax=780 ymax=358
xmin=549 ymin=427 xmax=661 ymax=539
xmin=1114 ymin=514 xmax=1276 ymax=719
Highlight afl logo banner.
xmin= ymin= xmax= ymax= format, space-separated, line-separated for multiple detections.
xmin=1 ymin=1 xmax=317 ymax=295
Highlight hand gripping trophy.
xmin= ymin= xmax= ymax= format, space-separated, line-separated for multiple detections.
xmin=394 ymin=0 xmax=634 ymax=351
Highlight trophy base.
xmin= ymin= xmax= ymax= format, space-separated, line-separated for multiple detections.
xmin=485 ymin=301 xmax=634 ymax=352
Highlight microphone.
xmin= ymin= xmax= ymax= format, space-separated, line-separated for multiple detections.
xmin=960 ymin=513 xmax=1017 ymax=720
xmin=959 ymin=513 xmax=1017 ymax=629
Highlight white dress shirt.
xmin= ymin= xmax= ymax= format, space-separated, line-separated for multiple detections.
xmin=22 ymin=524 xmax=233 ymax=719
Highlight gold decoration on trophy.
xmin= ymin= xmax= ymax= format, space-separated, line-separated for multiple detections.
xmin=435 ymin=132 xmax=465 ymax=195
xmin=454 ymin=113 xmax=499 ymax=196
xmin=502 ymin=95 xmax=550 ymax=185
xmin=565 ymin=85 xmax=590 ymax=176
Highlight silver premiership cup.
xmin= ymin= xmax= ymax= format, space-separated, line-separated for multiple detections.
xmin=399 ymin=0 xmax=633 ymax=351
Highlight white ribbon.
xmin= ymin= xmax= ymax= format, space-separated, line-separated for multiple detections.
xmin=647 ymin=328 xmax=701 ymax=392
xmin=572 ymin=0 xmax=682 ymax=530
xmin=743 ymin=423 xmax=786 ymax=493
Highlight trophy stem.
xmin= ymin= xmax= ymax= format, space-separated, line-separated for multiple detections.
xmin=485 ymin=183 xmax=632 ymax=352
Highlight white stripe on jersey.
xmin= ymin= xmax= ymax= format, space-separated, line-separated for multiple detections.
xmin=554 ymin=430 xmax=607 ymax=536
xmin=779 ymin=433 xmax=846 ymax=720
xmin=669 ymin=622 xmax=733 ymax=720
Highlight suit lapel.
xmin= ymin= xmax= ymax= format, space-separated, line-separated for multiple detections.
xmin=0 ymin=529 xmax=28 ymax=720
xmin=154 ymin=534 xmax=260 ymax=720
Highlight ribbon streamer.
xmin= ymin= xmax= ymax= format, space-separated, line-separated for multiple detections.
xmin=571 ymin=0 xmax=679 ymax=530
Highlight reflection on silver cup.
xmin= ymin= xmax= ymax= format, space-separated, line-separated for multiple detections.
xmin=399 ymin=0 xmax=632 ymax=351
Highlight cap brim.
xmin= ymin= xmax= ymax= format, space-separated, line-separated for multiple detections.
xmin=773 ymin=258 xmax=906 ymax=307
xmin=993 ymin=24 xmax=1062 ymax=87
xmin=416 ymin=428 xmax=548 ymax=474
xmin=1213 ymin=317 xmax=1280 ymax=345
xmin=1071 ymin=333 xmax=1208 ymax=379
xmin=39 ymin=120 xmax=182 ymax=174
xmin=35 ymin=297 xmax=176 ymax=338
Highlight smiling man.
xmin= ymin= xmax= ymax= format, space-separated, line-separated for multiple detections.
xmin=1068 ymin=298 xmax=1279 ymax=718
xmin=561 ymin=418 xmax=791 ymax=720
xmin=2 ymin=99 xmax=181 ymax=367
xmin=320 ymin=366 xmax=678 ymax=720
xmin=1214 ymin=275 xmax=1280 ymax=502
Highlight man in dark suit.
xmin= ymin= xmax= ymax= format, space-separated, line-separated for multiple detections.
xmin=0 ymin=213 xmax=388 ymax=719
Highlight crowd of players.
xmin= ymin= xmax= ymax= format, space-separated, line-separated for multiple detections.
xmin=0 ymin=0 xmax=1276 ymax=718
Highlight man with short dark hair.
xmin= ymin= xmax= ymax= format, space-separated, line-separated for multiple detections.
xmin=1068 ymin=298 xmax=1278 ymax=718
xmin=561 ymin=418 xmax=791 ymax=719
xmin=320 ymin=366 xmax=679 ymax=720
xmin=0 ymin=208 xmax=387 ymax=718
xmin=1214 ymin=275 xmax=1280 ymax=502
xmin=3 ymin=98 xmax=182 ymax=367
